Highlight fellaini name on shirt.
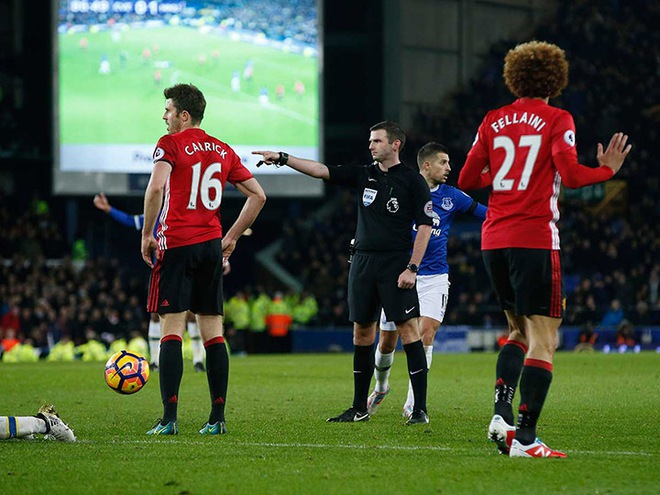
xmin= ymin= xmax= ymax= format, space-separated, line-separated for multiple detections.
xmin=490 ymin=112 xmax=546 ymax=133
xmin=184 ymin=141 xmax=228 ymax=158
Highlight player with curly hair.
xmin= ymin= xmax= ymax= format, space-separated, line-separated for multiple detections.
xmin=458 ymin=41 xmax=631 ymax=458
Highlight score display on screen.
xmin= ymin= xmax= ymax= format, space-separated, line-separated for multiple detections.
xmin=54 ymin=0 xmax=322 ymax=196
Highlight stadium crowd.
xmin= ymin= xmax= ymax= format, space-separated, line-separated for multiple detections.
xmin=1 ymin=0 xmax=658 ymax=359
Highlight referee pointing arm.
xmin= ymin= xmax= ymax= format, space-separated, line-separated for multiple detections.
xmin=253 ymin=121 xmax=434 ymax=424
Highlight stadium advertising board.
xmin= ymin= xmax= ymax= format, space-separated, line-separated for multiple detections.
xmin=54 ymin=0 xmax=322 ymax=196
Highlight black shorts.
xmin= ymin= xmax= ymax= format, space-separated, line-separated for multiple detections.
xmin=147 ymin=238 xmax=224 ymax=315
xmin=482 ymin=248 xmax=564 ymax=318
xmin=348 ymin=251 xmax=420 ymax=324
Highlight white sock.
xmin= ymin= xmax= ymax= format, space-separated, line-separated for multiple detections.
xmin=406 ymin=345 xmax=434 ymax=406
xmin=374 ymin=349 xmax=394 ymax=393
xmin=187 ymin=321 xmax=205 ymax=365
xmin=0 ymin=416 xmax=47 ymax=439
xmin=424 ymin=345 xmax=434 ymax=369
xmin=148 ymin=319 xmax=161 ymax=366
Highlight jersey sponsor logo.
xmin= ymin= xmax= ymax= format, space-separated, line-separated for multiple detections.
xmin=430 ymin=215 xmax=442 ymax=236
xmin=153 ymin=147 xmax=165 ymax=161
xmin=440 ymin=197 xmax=453 ymax=211
xmin=386 ymin=197 xmax=399 ymax=213
xmin=424 ymin=200 xmax=434 ymax=217
xmin=362 ymin=188 xmax=377 ymax=206
xmin=563 ymin=129 xmax=575 ymax=146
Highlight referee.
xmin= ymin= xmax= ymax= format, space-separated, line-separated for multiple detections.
xmin=253 ymin=121 xmax=434 ymax=424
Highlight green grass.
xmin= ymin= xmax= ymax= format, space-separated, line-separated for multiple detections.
xmin=1 ymin=352 xmax=659 ymax=494
xmin=59 ymin=26 xmax=318 ymax=145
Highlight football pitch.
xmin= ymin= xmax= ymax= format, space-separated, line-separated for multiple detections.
xmin=1 ymin=351 xmax=658 ymax=494
xmin=58 ymin=26 xmax=318 ymax=146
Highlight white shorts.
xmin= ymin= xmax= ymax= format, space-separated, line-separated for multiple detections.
xmin=380 ymin=274 xmax=450 ymax=331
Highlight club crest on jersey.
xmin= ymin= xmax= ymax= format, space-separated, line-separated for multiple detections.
xmin=386 ymin=197 xmax=399 ymax=213
xmin=441 ymin=197 xmax=454 ymax=211
xmin=363 ymin=188 xmax=377 ymax=206
xmin=153 ymin=147 xmax=165 ymax=161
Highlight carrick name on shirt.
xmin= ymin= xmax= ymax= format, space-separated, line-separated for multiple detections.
xmin=184 ymin=141 xmax=228 ymax=158
xmin=490 ymin=112 xmax=547 ymax=133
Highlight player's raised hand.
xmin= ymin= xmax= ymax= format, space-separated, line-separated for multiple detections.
xmin=93 ymin=192 xmax=111 ymax=213
xmin=597 ymin=132 xmax=632 ymax=175
xmin=251 ymin=150 xmax=280 ymax=167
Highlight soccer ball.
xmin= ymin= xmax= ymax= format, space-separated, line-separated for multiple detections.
xmin=104 ymin=350 xmax=150 ymax=394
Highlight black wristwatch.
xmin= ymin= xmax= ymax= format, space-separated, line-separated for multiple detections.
xmin=277 ymin=152 xmax=289 ymax=165
xmin=406 ymin=263 xmax=419 ymax=273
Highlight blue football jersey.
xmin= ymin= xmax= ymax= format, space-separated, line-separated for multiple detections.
xmin=413 ymin=184 xmax=486 ymax=276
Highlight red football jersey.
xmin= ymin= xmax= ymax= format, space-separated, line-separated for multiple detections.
xmin=458 ymin=98 xmax=613 ymax=250
xmin=152 ymin=128 xmax=253 ymax=250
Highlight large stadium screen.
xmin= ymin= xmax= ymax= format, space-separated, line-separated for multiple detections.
xmin=54 ymin=0 xmax=322 ymax=196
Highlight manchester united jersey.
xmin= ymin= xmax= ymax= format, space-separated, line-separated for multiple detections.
xmin=458 ymin=98 xmax=614 ymax=250
xmin=152 ymin=128 xmax=253 ymax=250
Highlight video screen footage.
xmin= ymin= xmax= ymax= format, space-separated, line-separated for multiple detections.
xmin=54 ymin=0 xmax=321 ymax=196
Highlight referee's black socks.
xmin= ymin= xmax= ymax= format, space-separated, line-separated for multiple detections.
xmin=404 ymin=340 xmax=428 ymax=413
xmin=352 ymin=344 xmax=375 ymax=412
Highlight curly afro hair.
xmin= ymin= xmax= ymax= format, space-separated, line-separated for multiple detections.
xmin=503 ymin=41 xmax=569 ymax=99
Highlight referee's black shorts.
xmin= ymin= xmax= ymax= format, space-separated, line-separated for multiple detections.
xmin=348 ymin=251 xmax=420 ymax=324
xmin=482 ymin=248 xmax=565 ymax=318
xmin=147 ymin=238 xmax=224 ymax=315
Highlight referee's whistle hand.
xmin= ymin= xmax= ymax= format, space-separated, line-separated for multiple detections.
xmin=397 ymin=271 xmax=417 ymax=289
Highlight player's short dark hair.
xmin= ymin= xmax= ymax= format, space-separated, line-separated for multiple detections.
xmin=503 ymin=41 xmax=568 ymax=99
xmin=370 ymin=121 xmax=406 ymax=151
xmin=164 ymin=83 xmax=206 ymax=125
xmin=417 ymin=142 xmax=449 ymax=169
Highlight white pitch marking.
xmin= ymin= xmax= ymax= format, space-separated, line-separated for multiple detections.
xmin=78 ymin=439 xmax=654 ymax=456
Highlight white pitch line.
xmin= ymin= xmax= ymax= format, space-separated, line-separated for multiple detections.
xmin=77 ymin=439 xmax=654 ymax=456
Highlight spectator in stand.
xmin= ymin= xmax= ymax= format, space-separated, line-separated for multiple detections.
xmin=1 ymin=304 xmax=21 ymax=338
xmin=266 ymin=291 xmax=293 ymax=353
xmin=616 ymin=320 xmax=636 ymax=350
xmin=248 ymin=287 xmax=271 ymax=354
xmin=224 ymin=290 xmax=250 ymax=355
xmin=292 ymin=290 xmax=319 ymax=326
xmin=601 ymin=299 xmax=624 ymax=327
xmin=574 ymin=323 xmax=598 ymax=353
xmin=1 ymin=327 xmax=20 ymax=355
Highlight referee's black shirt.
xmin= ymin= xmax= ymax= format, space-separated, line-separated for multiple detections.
xmin=326 ymin=162 xmax=433 ymax=253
